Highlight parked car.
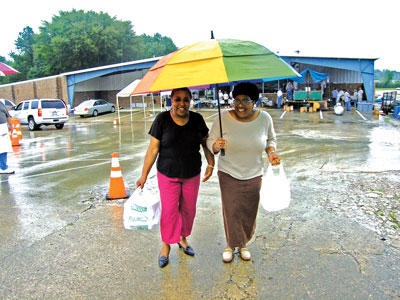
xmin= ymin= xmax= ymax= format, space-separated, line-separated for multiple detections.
xmin=73 ymin=99 xmax=116 ymax=117
xmin=9 ymin=98 xmax=68 ymax=131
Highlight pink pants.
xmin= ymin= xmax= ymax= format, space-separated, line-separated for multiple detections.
xmin=157 ymin=171 xmax=200 ymax=244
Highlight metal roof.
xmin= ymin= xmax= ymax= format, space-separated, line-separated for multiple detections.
xmin=60 ymin=56 xmax=161 ymax=76
xmin=279 ymin=53 xmax=378 ymax=61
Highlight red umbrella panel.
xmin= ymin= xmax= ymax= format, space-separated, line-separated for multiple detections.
xmin=0 ymin=62 xmax=19 ymax=76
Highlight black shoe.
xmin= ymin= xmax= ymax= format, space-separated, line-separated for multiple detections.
xmin=158 ymin=256 xmax=169 ymax=268
xmin=177 ymin=243 xmax=195 ymax=256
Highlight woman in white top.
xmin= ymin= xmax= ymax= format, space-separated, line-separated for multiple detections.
xmin=207 ymin=82 xmax=280 ymax=263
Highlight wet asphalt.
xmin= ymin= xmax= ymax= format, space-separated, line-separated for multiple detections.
xmin=0 ymin=107 xmax=399 ymax=299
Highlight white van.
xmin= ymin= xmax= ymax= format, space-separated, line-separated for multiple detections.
xmin=9 ymin=98 xmax=69 ymax=131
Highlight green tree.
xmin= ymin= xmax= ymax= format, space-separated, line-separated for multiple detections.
xmin=3 ymin=10 xmax=178 ymax=83
xmin=9 ymin=26 xmax=35 ymax=81
xmin=382 ymin=70 xmax=394 ymax=86
xmin=32 ymin=9 xmax=146 ymax=76
xmin=140 ymin=33 xmax=178 ymax=58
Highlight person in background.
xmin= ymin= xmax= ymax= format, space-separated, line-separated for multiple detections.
xmin=358 ymin=87 xmax=364 ymax=102
xmin=223 ymin=92 xmax=229 ymax=105
xmin=136 ymin=87 xmax=214 ymax=268
xmin=0 ymin=99 xmax=14 ymax=174
xmin=277 ymin=89 xmax=283 ymax=108
xmin=331 ymin=88 xmax=338 ymax=105
xmin=293 ymin=81 xmax=298 ymax=92
xmin=344 ymin=89 xmax=352 ymax=111
xmin=285 ymin=81 xmax=294 ymax=100
xmin=165 ymin=96 xmax=172 ymax=111
xmin=320 ymin=80 xmax=326 ymax=99
xmin=207 ymin=82 xmax=280 ymax=263
xmin=218 ymin=90 xmax=223 ymax=101
xmin=337 ymin=89 xmax=345 ymax=106
xmin=256 ymin=93 xmax=262 ymax=107
xmin=352 ymin=89 xmax=358 ymax=107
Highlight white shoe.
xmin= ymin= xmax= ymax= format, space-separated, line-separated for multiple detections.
xmin=222 ymin=248 xmax=233 ymax=263
xmin=0 ymin=168 xmax=15 ymax=174
xmin=239 ymin=248 xmax=251 ymax=261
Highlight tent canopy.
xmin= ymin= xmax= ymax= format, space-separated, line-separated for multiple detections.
xmin=293 ymin=68 xmax=328 ymax=84
xmin=117 ymin=79 xmax=144 ymax=97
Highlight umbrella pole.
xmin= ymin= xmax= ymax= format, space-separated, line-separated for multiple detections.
xmin=215 ymin=84 xmax=225 ymax=156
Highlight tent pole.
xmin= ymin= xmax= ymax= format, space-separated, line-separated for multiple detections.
xmin=130 ymin=95 xmax=133 ymax=123
xmin=151 ymin=93 xmax=155 ymax=115
xmin=142 ymin=95 xmax=146 ymax=118
xmin=117 ymin=96 xmax=121 ymax=125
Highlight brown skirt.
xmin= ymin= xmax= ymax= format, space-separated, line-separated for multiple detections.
xmin=217 ymin=171 xmax=262 ymax=248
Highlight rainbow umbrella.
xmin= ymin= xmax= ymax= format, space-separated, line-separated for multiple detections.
xmin=132 ymin=38 xmax=300 ymax=156
xmin=132 ymin=39 xmax=300 ymax=94
xmin=0 ymin=62 xmax=19 ymax=76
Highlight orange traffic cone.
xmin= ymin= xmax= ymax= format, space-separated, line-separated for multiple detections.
xmin=9 ymin=118 xmax=22 ymax=146
xmin=106 ymin=152 xmax=130 ymax=200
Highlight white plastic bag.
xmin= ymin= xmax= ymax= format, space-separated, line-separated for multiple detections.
xmin=123 ymin=186 xmax=161 ymax=230
xmin=260 ymin=164 xmax=291 ymax=212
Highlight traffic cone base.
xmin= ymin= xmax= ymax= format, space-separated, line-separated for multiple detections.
xmin=10 ymin=130 xmax=20 ymax=146
xmin=106 ymin=152 xmax=130 ymax=200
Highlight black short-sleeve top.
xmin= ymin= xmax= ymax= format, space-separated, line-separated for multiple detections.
xmin=149 ymin=111 xmax=209 ymax=178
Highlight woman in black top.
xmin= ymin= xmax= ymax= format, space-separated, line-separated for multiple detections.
xmin=136 ymin=88 xmax=214 ymax=268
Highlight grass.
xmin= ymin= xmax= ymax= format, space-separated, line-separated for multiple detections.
xmin=375 ymin=88 xmax=398 ymax=92
xmin=389 ymin=211 xmax=399 ymax=230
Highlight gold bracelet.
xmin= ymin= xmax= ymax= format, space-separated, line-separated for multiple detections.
xmin=207 ymin=164 xmax=214 ymax=168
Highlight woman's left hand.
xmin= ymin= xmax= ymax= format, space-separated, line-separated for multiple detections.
xmin=269 ymin=152 xmax=281 ymax=166
xmin=202 ymin=165 xmax=214 ymax=182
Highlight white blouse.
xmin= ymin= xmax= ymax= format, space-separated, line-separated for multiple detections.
xmin=207 ymin=110 xmax=277 ymax=180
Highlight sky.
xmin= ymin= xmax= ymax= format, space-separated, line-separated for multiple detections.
xmin=1 ymin=0 xmax=399 ymax=71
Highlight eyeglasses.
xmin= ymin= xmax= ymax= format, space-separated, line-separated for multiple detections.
xmin=172 ymin=97 xmax=190 ymax=103
xmin=233 ymin=99 xmax=253 ymax=105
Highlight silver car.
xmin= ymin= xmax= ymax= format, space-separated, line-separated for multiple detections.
xmin=74 ymin=99 xmax=116 ymax=117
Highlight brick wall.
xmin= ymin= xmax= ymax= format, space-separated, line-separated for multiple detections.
xmin=35 ymin=77 xmax=59 ymax=99
xmin=74 ymin=92 xmax=97 ymax=106
xmin=14 ymin=82 xmax=35 ymax=102
xmin=0 ymin=85 xmax=14 ymax=100
xmin=0 ymin=75 xmax=70 ymax=105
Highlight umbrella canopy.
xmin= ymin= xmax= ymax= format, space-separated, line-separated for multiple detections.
xmin=132 ymin=39 xmax=300 ymax=95
xmin=0 ymin=62 xmax=19 ymax=76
